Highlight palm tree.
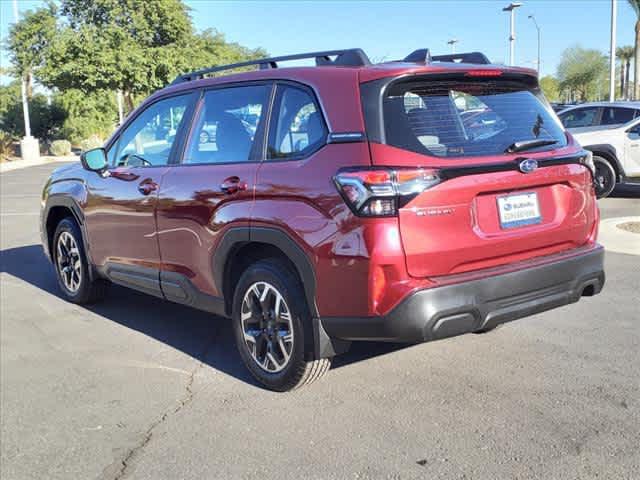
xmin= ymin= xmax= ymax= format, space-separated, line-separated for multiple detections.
xmin=617 ymin=46 xmax=635 ymax=99
xmin=629 ymin=1 xmax=640 ymax=99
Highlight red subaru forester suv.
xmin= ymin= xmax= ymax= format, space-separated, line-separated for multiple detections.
xmin=41 ymin=49 xmax=605 ymax=391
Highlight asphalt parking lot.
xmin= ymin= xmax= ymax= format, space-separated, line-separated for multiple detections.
xmin=1 ymin=162 xmax=639 ymax=480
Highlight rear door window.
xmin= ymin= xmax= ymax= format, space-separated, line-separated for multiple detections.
xmin=560 ymin=107 xmax=600 ymax=128
xmin=383 ymin=79 xmax=567 ymax=158
xmin=600 ymin=107 xmax=637 ymax=126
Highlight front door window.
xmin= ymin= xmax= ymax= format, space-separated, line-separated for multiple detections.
xmin=110 ymin=94 xmax=192 ymax=167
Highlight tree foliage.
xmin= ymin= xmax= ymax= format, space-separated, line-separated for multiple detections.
xmin=0 ymin=82 xmax=22 ymax=123
xmin=617 ymin=45 xmax=635 ymax=99
xmin=0 ymin=81 xmax=115 ymax=143
xmin=57 ymin=90 xmax=118 ymax=144
xmin=36 ymin=0 xmax=266 ymax=110
xmin=6 ymin=5 xmax=57 ymax=96
xmin=4 ymin=0 xmax=266 ymax=145
xmin=556 ymin=46 xmax=608 ymax=101
xmin=0 ymin=83 xmax=66 ymax=140
xmin=539 ymin=76 xmax=560 ymax=102
xmin=617 ymin=45 xmax=635 ymax=62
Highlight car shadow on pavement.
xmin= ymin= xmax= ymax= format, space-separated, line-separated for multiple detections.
xmin=0 ymin=244 xmax=408 ymax=387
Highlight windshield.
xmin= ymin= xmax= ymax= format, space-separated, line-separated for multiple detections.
xmin=383 ymin=79 xmax=567 ymax=158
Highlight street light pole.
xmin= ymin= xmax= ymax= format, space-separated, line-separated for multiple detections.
xmin=609 ymin=0 xmax=617 ymax=102
xmin=12 ymin=0 xmax=31 ymax=137
xmin=503 ymin=2 xmax=523 ymax=66
xmin=12 ymin=0 xmax=39 ymax=160
xmin=447 ymin=39 xmax=459 ymax=54
xmin=528 ymin=14 xmax=541 ymax=73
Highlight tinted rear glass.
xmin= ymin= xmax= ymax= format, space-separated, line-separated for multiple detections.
xmin=383 ymin=79 xmax=567 ymax=158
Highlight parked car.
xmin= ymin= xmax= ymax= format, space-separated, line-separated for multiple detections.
xmin=41 ymin=48 xmax=605 ymax=391
xmin=558 ymin=102 xmax=640 ymax=197
xmin=551 ymin=102 xmax=576 ymax=113
xmin=460 ymin=108 xmax=507 ymax=140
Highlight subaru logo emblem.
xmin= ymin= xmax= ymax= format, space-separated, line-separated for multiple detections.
xmin=519 ymin=159 xmax=538 ymax=173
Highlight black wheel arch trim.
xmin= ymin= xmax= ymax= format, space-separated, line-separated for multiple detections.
xmin=582 ymin=144 xmax=624 ymax=181
xmin=213 ymin=226 xmax=347 ymax=360
xmin=44 ymin=194 xmax=84 ymax=226
xmin=43 ymin=194 xmax=97 ymax=281
xmin=213 ymin=226 xmax=318 ymax=318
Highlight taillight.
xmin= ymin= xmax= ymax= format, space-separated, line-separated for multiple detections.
xmin=334 ymin=168 xmax=440 ymax=217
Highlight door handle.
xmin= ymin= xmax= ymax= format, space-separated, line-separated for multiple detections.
xmin=220 ymin=176 xmax=248 ymax=195
xmin=138 ymin=179 xmax=158 ymax=195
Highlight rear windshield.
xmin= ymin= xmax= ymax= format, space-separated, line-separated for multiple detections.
xmin=383 ymin=79 xmax=567 ymax=158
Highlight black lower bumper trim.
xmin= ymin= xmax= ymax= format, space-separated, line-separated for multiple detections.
xmin=320 ymin=246 xmax=605 ymax=344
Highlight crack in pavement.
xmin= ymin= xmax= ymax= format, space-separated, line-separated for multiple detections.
xmin=99 ymin=327 xmax=219 ymax=480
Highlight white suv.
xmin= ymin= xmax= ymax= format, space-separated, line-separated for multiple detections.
xmin=558 ymin=102 xmax=640 ymax=197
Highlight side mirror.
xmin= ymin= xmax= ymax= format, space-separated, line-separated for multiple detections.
xmin=81 ymin=148 xmax=108 ymax=172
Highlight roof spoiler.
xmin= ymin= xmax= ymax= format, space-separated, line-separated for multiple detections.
xmin=403 ymin=49 xmax=491 ymax=65
xmin=172 ymin=48 xmax=371 ymax=84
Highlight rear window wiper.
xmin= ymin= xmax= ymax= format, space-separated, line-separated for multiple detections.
xmin=505 ymin=139 xmax=558 ymax=153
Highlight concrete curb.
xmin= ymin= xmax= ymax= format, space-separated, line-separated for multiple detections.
xmin=598 ymin=216 xmax=640 ymax=256
xmin=0 ymin=156 xmax=78 ymax=173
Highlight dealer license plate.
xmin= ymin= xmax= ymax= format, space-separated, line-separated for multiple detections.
xmin=497 ymin=192 xmax=541 ymax=229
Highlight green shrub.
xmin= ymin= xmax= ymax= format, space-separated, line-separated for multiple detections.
xmin=50 ymin=139 xmax=72 ymax=156
xmin=0 ymin=84 xmax=117 ymax=145
xmin=0 ymin=130 xmax=16 ymax=161
xmin=80 ymin=135 xmax=104 ymax=151
xmin=0 ymin=84 xmax=66 ymax=141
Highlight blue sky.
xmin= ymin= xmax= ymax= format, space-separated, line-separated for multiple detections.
xmin=0 ymin=0 xmax=637 ymax=83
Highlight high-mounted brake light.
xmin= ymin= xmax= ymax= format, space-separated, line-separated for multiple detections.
xmin=334 ymin=168 xmax=441 ymax=217
xmin=464 ymin=69 xmax=503 ymax=77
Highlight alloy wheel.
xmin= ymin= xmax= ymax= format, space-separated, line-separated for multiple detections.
xmin=594 ymin=161 xmax=613 ymax=196
xmin=240 ymin=281 xmax=294 ymax=373
xmin=56 ymin=231 xmax=82 ymax=293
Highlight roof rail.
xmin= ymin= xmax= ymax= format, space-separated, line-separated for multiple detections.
xmin=404 ymin=49 xmax=432 ymax=63
xmin=432 ymin=52 xmax=491 ymax=64
xmin=403 ymin=49 xmax=491 ymax=65
xmin=171 ymin=48 xmax=371 ymax=84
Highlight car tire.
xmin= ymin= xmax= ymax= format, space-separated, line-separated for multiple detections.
xmin=53 ymin=217 xmax=108 ymax=304
xmin=232 ymin=258 xmax=331 ymax=391
xmin=593 ymin=156 xmax=616 ymax=199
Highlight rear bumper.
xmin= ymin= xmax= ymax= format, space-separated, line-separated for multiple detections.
xmin=320 ymin=245 xmax=605 ymax=343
